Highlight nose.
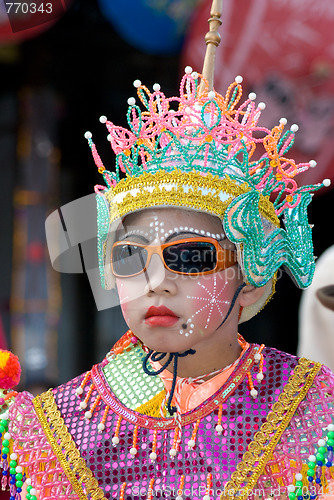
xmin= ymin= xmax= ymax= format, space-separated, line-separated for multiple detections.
xmin=144 ymin=254 xmax=178 ymax=295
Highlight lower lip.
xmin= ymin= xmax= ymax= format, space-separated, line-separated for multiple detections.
xmin=145 ymin=315 xmax=179 ymax=327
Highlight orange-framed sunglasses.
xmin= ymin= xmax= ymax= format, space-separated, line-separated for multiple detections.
xmin=111 ymin=237 xmax=237 ymax=278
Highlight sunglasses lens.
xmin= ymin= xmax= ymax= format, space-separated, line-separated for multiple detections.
xmin=163 ymin=241 xmax=217 ymax=274
xmin=112 ymin=244 xmax=148 ymax=277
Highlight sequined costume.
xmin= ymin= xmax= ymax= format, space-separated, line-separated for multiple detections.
xmin=0 ymin=331 xmax=333 ymax=500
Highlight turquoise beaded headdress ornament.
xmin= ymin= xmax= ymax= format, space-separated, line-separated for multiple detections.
xmin=84 ymin=2 xmax=330 ymax=321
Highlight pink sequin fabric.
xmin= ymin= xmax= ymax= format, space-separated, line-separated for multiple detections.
xmin=7 ymin=347 xmax=334 ymax=500
xmin=8 ymin=391 xmax=77 ymax=499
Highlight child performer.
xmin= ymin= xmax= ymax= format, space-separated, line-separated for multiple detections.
xmin=0 ymin=2 xmax=334 ymax=500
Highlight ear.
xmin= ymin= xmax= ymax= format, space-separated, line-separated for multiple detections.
xmin=239 ymin=284 xmax=267 ymax=308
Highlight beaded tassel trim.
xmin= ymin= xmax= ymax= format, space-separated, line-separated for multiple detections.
xmin=33 ymin=391 xmax=107 ymax=500
xmin=23 ymin=358 xmax=324 ymax=500
xmin=84 ymin=341 xmax=261 ymax=431
xmin=220 ymin=358 xmax=322 ymax=500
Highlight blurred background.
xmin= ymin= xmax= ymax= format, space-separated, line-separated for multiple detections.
xmin=0 ymin=0 xmax=333 ymax=390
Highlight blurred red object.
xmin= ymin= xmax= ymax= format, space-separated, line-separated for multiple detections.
xmin=182 ymin=0 xmax=334 ymax=190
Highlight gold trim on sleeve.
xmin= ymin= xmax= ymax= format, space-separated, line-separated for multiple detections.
xmin=220 ymin=358 xmax=321 ymax=500
xmin=33 ymin=390 xmax=108 ymax=500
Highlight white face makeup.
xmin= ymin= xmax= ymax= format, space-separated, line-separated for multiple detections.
xmin=114 ymin=207 xmax=242 ymax=354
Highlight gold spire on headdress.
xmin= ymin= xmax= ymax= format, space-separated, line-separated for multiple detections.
xmin=199 ymin=0 xmax=223 ymax=93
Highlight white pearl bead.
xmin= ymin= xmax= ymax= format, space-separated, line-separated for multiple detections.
xmin=79 ymin=401 xmax=87 ymax=409
xmin=248 ymin=92 xmax=256 ymax=101
xmin=287 ymin=485 xmax=295 ymax=493
xmin=97 ymin=423 xmax=105 ymax=431
xmin=99 ymin=115 xmax=107 ymax=123
xmin=133 ymin=79 xmax=142 ymax=88
xmin=295 ymin=473 xmax=303 ymax=481
xmin=308 ymin=454 xmax=316 ymax=462
xmin=84 ymin=131 xmax=92 ymax=139
xmin=112 ymin=436 xmax=120 ymax=445
xmin=290 ymin=124 xmax=299 ymax=132
xmin=187 ymin=439 xmax=195 ymax=449
xmin=309 ymin=160 xmax=317 ymax=168
xmin=10 ymin=453 xmax=17 ymax=460
xmin=30 ymin=489 xmax=37 ymax=496
xmin=176 ymin=496 xmax=183 ymax=500
xmin=84 ymin=411 xmax=92 ymax=419
xmin=250 ymin=389 xmax=258 ymax=399
xmin=26 ymin=478 xmax=31 ymax=486
xmin=107 ymin=134 xmax=111 ymax=141
xmin=208 ymin=91 xmax=215 ymax=100
xmin=215 ymin=424 xmax=223 ymax=434
xmin=4 ymin=432 xmax=11 ymax=440
xmin=192 ymin=72 xmax=198 ymax=79
xmin=318 ymin=439 xmax=326 ymax=447
xmin=149 ymin=451 xmax=157 ymax=461
xmin=76 ymin=387 xmax=83 ymax=395
xmin=169 ymin=448 xmax=177 ymax=457
xmin=279 ymin=118 xmax=287 ymax=125
xmin=254 ymin=353 xmax=261 ymax=363
xmin=203 ymin=495 xmax=211 ymax=500
xmin=328 ymin=424 xmax=334 ymax=432
xmin=127 ymin=97 xmax=136 ymax=106
xmin=15 ymin=466 xmax=23 ymax=473
xmin=235 ymin=75 xmax=243 ymax=83
xmin=256 ymin=373 xmax=264 ymax=381
xmin=153 ymin=83 xmax=161 ymax=92
xmin=184 ymin=66 xmax=193 ymax=74
xmin=130 ymin=447 xmax=137 ymax=456
xmin=323 ymin=178 xmax=331 ymax=187
xmin=258 ymin=102 xmax=266 ymax=110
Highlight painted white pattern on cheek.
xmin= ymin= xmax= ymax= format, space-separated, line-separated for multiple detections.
xmin=180 ymin=274 xmax=230 ymax=336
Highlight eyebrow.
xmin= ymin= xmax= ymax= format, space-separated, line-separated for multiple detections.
xmin=165 ymin=231 xmax=211 ymax=242
xmin=120 ymin=230 xmax=226 ymax=244
xmin=121 ymin=232 xmax=149 ymax=243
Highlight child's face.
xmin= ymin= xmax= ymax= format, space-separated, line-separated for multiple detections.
xmin=113 ymin=208 xmax=243 ymax=353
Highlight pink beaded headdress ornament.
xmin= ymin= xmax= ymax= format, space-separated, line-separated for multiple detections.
xmin=85 ymin=0 xmax=330 ymax=322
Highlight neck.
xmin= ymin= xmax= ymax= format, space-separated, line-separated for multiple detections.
xmin=172 ymin=329 xmax=242 ymax=378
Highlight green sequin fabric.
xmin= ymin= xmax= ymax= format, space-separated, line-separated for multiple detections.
xmin=103 ymin=346 xmax=164 ymax=411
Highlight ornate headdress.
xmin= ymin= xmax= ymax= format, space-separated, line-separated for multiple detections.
xmin=85 ymin=2 xmax=330 ymax=321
